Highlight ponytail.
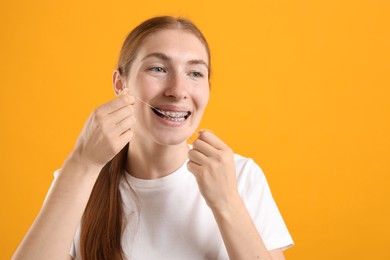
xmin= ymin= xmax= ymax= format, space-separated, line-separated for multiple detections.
xmin=80 ymin=143 xmax=129 ymax=260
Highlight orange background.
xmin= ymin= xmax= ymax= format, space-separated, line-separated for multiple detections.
xmin=1 ymin=0 xmax=389 ymax=259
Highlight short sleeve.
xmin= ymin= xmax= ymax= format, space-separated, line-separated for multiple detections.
xmin=236 ymin=157 xmax=294 ymax=251
xmin=69 ymin=224 xmax=80 ymax=259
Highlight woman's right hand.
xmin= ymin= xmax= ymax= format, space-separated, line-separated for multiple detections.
xmin=69 ymin=91 xmax=136 ymax=169
xmin=12 ymin=91 xmax=136 ymax=260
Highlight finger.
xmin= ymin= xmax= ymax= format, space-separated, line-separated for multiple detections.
xmin=191 ymin=138 xmax=215 ymax=157
xmin=102 ymin=95 xmax=135 ymax=115
xmin=188 ymin=148 xmax=208 ymax=166
xmin=113 ymin=130 xmax=133 ymax=151
xmin=197 ymin=130 xmax=228 ymax=150
xmin=187 ymin=161 xmax=203 ymax=176
xmin=114 ymin=116 xmax=136 ymax=136
xmin=119 ymin=128 xmax=134 ymax=141
xmin=119 ymin=87 xmax=129 ymax=95
xmin=111 ymin=104 xmax=135 ymax=125
xmin=100 ymin=103 xmax=134 ymax=129
xmin=92 ymin=103 xmax=134 ymax=138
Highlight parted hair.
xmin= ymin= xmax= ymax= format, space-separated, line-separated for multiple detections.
xmin=80 ymin=16 xmax=211 ymax=260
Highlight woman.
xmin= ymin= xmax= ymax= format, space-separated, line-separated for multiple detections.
xmin=13 ymin=16 xmax=293 ymax=260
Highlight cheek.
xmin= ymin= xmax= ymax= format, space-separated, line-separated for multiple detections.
xmin=133 ymin=75 xmax=162 ymax=98
xmin=194 ymin=86 xmax=210 ymax=110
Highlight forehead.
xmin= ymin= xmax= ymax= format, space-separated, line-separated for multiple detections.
xmin=135 ymin=29 xmax=209 ymax=65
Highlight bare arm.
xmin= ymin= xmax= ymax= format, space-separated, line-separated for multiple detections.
xmin=211 ymin=196 xmax=285 ymax=260
xmin=13 ymin=159 xmax=102 ymax=260
xmin=13 ymin=93 xmax=136 ymax=260
xmin=188 ymin=130 xmax=286 ymax=260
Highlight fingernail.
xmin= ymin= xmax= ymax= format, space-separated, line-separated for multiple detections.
xmin=198 ymin=129 xmax=213 ymax=134
xmin=120 ymin=87 xmax=129 ymax=95
xmin=129 ymin=96 xmax=136 ymax=105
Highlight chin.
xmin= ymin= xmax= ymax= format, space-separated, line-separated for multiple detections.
xmin=153 ymin=132 xmax=193 ymax=147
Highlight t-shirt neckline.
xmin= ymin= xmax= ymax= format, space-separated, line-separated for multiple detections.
xmin=124 ymin=159 xmax=190 ymax=190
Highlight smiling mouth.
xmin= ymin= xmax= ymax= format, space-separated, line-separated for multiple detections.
xmin=151 ymin=107 xmax=191 ymax=122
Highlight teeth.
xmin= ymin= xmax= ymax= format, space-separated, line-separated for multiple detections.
xmin=166 ymin=116 xmax=186 ymax=122
xmin=152 ymin=107 xmax=190 ymax=122
xmin=161 ymin=110 xmax=189 ymax=118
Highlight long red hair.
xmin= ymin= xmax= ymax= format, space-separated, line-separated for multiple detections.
xmin=80 ymin=16 xmax=211 ymax=260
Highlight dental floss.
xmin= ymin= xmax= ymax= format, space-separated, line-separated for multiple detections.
xmin=120 ymin=84 xmax=193 ymax=144
xmin=120 ymin=86 xmax=176 ymax=119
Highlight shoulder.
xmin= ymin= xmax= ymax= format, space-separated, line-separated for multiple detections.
xmin=233 ymin=156 xmax=294 ymax=251
xmin=233 ymin=153 xmax=265 ymax=181
xmin=233 ymin=153 xmax=269 ymax=194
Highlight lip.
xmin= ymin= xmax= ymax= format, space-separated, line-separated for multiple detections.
xmin=152 ymin=104 xmax=191 ymax=112
xmin=151 ymin=104 xmax=192 ymax=127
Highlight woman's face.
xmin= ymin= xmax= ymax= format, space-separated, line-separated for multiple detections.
xmin=125 ymin=29 xmax=210 ymax=146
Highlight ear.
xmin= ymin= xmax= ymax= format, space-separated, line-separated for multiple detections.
xmin=112 ymin=70 xmax=125 ymax=96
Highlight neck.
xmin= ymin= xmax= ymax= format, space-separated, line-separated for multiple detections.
xmin=126 ymin=137 xmax=189 ymax=180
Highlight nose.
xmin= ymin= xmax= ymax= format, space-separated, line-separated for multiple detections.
xmin=163 ymin=73 xmax=188 ymax=100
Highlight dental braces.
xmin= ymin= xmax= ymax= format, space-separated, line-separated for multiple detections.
xmin=120 ymin=87 xmax=177 ymax=119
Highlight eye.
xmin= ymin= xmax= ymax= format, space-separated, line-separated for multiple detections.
xmin=190 ymin=71 xmax=204 ymax=78
xmin=149 ymin=66 xmax=167 ymax=73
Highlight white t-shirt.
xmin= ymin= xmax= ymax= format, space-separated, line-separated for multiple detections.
xmin=67 ymin=154 xmax=293 ymax=259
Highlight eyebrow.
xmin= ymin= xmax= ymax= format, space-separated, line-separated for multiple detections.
xmin=141 ymin=52 xmax=209 ymax=70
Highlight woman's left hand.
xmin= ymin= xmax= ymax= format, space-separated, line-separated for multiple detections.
xmin=187 ymin=130 xmax=241 ymax=212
